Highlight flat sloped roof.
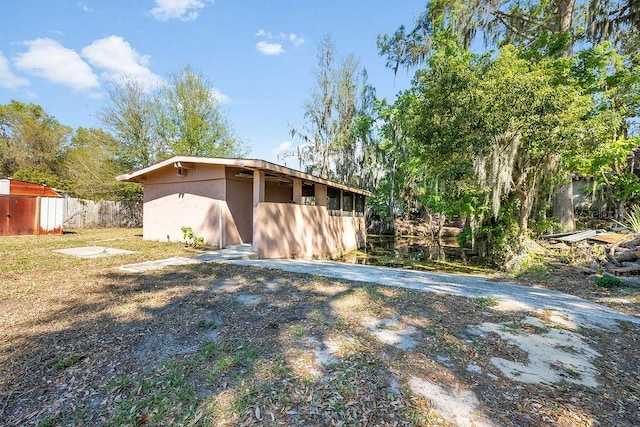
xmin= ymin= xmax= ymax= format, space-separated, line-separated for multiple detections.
xmin=116 ymin=156 xmax=373 ymax=196
xmin=0 ymin=179 xmax=62 ymax=197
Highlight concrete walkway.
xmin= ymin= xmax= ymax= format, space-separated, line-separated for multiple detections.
xmin=117 ymin=244 xmax=257 ymax=273
xmin=224 ymin=259 xmax=640 ymax=331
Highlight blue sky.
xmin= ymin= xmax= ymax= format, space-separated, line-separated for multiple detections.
xmin=0 ymin=1 xmax=425 ymax=165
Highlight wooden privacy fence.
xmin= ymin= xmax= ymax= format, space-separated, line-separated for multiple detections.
xmin=63 ymin=197 xmax=142 ymax=228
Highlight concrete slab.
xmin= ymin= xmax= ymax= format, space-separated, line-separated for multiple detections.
xmin=117 ymin=257 xmax=200 ymax=273
xmin=194 ymin=245 xmax=258 ymax=262
xmin=224 ymin=259 xmax=640 ymax=331
xmin=117 ymin=245 xmax=257 ymax=273
xmin=55 ymin=246 xmax=136 ymax=259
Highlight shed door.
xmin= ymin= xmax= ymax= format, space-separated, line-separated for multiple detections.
xmin=0 ymin=196 xmax=37 ymax=236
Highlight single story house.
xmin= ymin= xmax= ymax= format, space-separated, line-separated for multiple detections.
xmin=0 ymin=179 xmax=63 ymax=236
xmin=116 ymin=156 xmax=371 ymax=259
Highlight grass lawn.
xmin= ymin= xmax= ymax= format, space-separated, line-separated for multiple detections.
xmin=1 ymin=228 xmax=638 ymax=426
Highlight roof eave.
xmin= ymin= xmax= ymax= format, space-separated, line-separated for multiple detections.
xmin=116 ymin=156 xmax=373 ymax=196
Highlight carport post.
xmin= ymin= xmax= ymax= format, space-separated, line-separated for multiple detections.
xmin=252 ymin=170 xmax=265 ymax=253
xmin=253 ymin=170 xmax=265 ymax=207
xmin=293 ymin=178 xmax=302 ymax=204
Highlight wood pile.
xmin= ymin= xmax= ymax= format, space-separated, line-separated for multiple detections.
xmin=543 ymin=231 xmax=640 ymax=276
xmin=602 ymin=235 xmax=640 ymax=275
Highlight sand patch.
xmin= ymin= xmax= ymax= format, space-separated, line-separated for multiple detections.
xmin=300 ymin=336 xmax=356 ymax=379
xmin=409 ymin=376 xmax=496 ymax=427
xmin=469 ymin=316 xmax=601 ymax=387
xmin=361 ymin=317 xmax=418 ymax=350
xmin=236 ymin=294 xmax=262 ymax=306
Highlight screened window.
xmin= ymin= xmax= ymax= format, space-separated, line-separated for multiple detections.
xmin=327 ymin=187 xmax=340 ymax=214
xmin=342 ymin=192 xmax=354 ymax=216
xmin=355 ymin=194 xmax=365 ymax=216
xmin=301 ymin=183 xmax=316 ymax=205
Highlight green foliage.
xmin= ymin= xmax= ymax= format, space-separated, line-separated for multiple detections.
xmin=374 ymin=1 xmax=640 ymax=267
xmin=0 ymin=100 xmax=71 ymax=182
xmin=36 ymin=414 xmax=63 ymax=427
xmin=100 ymin=65 xmax=247 ymax=173
xmin=456 ymin=226 xmax=473 ymax=248
xmin=51 ymin=353 xmax=84 ymax=371
xmin=157 ymin=65 xmax=248 ymax=158
xmin=528 ymin=216 xmax=559 ymax=237
xmin=108 ymin=360 xmax=198 ymax=426
xmin=614 ymin=205 xmax=640 ymax=234
xmin=99 ymin=80 xmax=159 ymax=171
xmin=489 ymin=222 xmax=521 ymax=265
xmin=181 ymin=226 xmax=204 ymax=248
xmin=401 ymin=41 xmax=591 ymax=251
xmin=291 ymin=35 xmax=380 ymax=189
xmin=475 ymin=296 xmax=499 ymax=308
xmin=595 ymin=274 xmax=624 ymax=288
xmin=63 ymin=127 xmax=141 ymax=200
xmin=12 ymin=167 xmax=67 ymax=190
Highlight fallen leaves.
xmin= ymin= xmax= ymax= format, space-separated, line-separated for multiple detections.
xmin=1 ymin=229 xmax=639 ymax=426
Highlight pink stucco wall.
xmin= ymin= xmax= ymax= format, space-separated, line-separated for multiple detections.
xmin=141 ymin=164 xmax=244 ymax=247
xmin=253 ymin=202 xmax=366 ymax=259
xmin=136 ymin=161 xmax=366 ymax=255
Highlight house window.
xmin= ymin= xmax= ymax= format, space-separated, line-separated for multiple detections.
xmin=355 ymin=194 xmax=365 ymax=217
xmin=342 ymin=192 xmax=354 ymax=216
xmin=302 ymin=183 xmax=316 ymax=205
xmin=327 ymin=187 xmax=340 ymax=215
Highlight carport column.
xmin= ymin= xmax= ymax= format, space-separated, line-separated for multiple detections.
xmin=252 ymin=170 xmax=265 ymax=253
xmin=293 ymin=178 xmax=302 ymax=204
xmin=315 ymin=184 xmax=327 ymax=206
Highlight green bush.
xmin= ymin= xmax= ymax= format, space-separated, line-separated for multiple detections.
xmin=595 ymin=274 xmax=624 ymax=288
xmin=181 ymin=226 xmax=205 ymax=248
xmin=614 ymin=205 xmax=640 ymax=235
xmin=488 ymin=220 xmax=521 ymax=266
xmin=456 ymin=226 xmax=473 ymax=248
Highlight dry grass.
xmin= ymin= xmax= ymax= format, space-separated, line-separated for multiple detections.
xmin=1 ymin=229 xmax=639 ymax=426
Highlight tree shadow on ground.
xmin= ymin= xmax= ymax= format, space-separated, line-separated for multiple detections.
xmin=2 ymin=262 xmax=635 ymax=426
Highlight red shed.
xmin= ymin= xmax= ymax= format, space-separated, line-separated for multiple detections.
xmin=0 ymin=179 xmax=63 ymax=236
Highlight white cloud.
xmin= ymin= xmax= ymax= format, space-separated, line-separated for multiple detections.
xmin=149 ymin=0 xmax=212 ymax=21
xmin=77 ymin=2 xmax=93 ymax=12
xmin=209 ymin=87 xmax=229 ymax=104
xmin=289 ymin=33 xmax=305 ymax=47
xmin=14 ymin=38 xmax=99 ymax=91
xmin=256 ymin=41 xmax=284 ymax=56
xmin=0 ymin=52 xmax=29 ymax=89
xmin=255 ymin=29 xmax=272 ymax=38
xmin=255 ymin=30 xmax=304 ymax=55
xmin=82 ymin=36 xmax=163 ymax=89
xmin=272 ymin=141 xmax=293 ymax=156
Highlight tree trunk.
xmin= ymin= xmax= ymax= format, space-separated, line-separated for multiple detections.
xmin=553 ymin=181 xmax=575 ymax=231
xmin=517 ymin=191 xmax=530 ymax=247
xmin=551 ymin=1 xmax=577 ymax=231
xmin=557 ymin=0 xmax=575 ymax=35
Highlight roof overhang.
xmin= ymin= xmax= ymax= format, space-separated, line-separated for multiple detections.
xmin=0 ymin=178 xmax=62 ymax=197
xmin=116 ymin=156 xmax=373 ymax=196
